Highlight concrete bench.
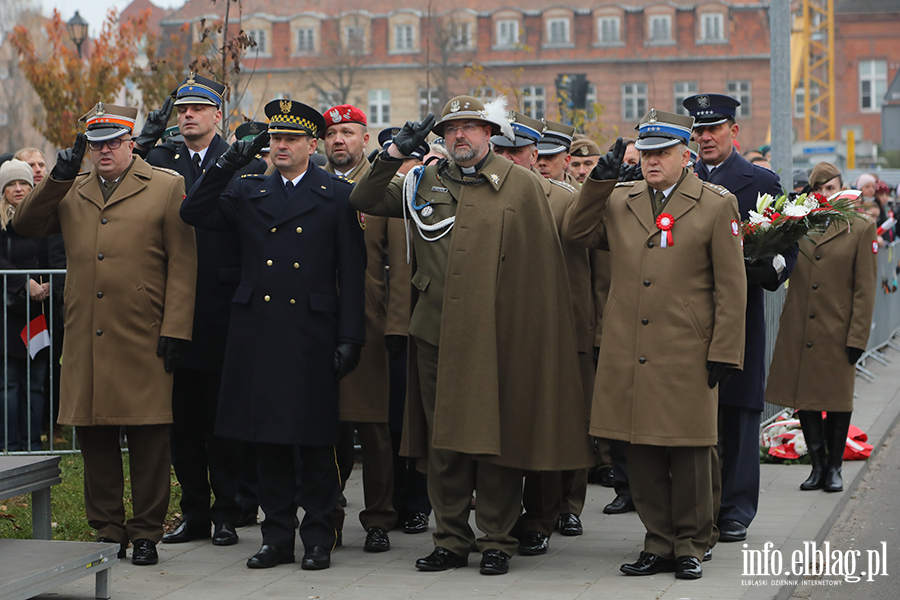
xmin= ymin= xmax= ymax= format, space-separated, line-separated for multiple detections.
xmin=1 ymin=456 xmax=119 ymax=598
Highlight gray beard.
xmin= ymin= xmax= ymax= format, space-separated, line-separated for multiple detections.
xmin=328 ymin=151 xmax=358 ymax=168
xmin=449 ymin=141 xmax=480 ymax=164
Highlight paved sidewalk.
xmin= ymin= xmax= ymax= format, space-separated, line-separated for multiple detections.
xmin=36 ymin=351 xmax=900 ymax=600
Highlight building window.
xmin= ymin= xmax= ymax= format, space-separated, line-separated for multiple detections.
xmin=394 ymin=24 xmax=415 ymax=51
xmin=859 ymin=59 xmax=887 ymax=112
xmin=296 ymin=28 xmax=315 ymax=53
xmin=674 ymin=81 xmax=698 ymax=116
xmin=368 ymin=89 xmax=390 ymax=126
xmin=345 ymin=26 xmax=365 ymax=53
xmin=700 ymin=13 xmax=725 ymax=41
xmin=547 ymin=18 xmax=570 ymax=45
xmin=471 ymin=86 xmax=494 ymax=101
xmin=451 ymin=22 xmax=472 ymax=50
xmin=622 ymin=83 xmax=647 ymax=121
xmin=648 ymin=15 xmax=671 ymax=42
xmin=726 ymin=81 xmax=751 ymax=117
xmin=246 ymin=29 xmax=268 ymax=55
xmin=521 ymin=85 xmax=545 ymax=120
xmin=419 ymin=88 xmax=441 ymax=120
xmin=794 ymin=81 xmax=821 ymax=118
xmin=497 ymin=20 xmax=519 ymax=46
xmin=598 ymin=17 xmax=620 ymax=43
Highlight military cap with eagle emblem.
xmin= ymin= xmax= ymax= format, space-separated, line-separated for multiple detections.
xmin=537 ymin=120 xmax=576 ymax=156
xmin=235 ymin=121 xmax=268 ymax=142
xmin=264 ymin=99 xmax=326 ymax=139
xmin=681 ymin=93 xmax=741 ymax=127
xmin=633 ymin=108 xmax=695 ymax=151
xmin=79 ymin=102 xmax=138 ymax=142
xmin=431 ymin=95 xmax=515 ymax=141
xmin=568 ymin=138 xmax=602 ymax=157
xmin=174 ymin=73 xmax=225 ymax=107
xmin=491 ymin=110 xmax=545 ymax=148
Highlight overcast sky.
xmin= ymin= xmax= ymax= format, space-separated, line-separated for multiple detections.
xmin=41 ymin=0 xmax=182 ymax=36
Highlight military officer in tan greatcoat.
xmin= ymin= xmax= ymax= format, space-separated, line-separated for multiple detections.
xmin=564 ymin=109 xmax=747 ymax=580
xmin=350 ymin=96 xmax=592 ymax=576
xmin=13 ymin=103 xmax=197 ymax=566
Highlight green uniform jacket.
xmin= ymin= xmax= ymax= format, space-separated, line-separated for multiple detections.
xmin=766 ymin=216 xmax=877 ymax=412
xmin=564 ymin=172 xmax=747 ymax=447
xmin=350 ymin=152 xmax=593 ymax=471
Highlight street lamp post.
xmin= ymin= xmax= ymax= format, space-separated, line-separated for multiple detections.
xmin=66 ymin=11 xmax=88 ymax=58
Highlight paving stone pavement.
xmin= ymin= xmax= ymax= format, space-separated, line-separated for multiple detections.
xmin=35 ymin=351 xmax=900 ymax=600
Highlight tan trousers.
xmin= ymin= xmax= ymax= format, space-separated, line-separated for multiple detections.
xmin=77 ymin=424 xmax=171 ymax=544
xmin=416 ymin=338 xmax=523 ymax=557
xmin=629 ymin=444 xmax=715 ymax=561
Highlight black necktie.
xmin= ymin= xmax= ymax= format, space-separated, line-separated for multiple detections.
xmin=192 ymin=153 xmax=201 ymax=172
xmin=285 ymin=180 xmax=294 ymax=193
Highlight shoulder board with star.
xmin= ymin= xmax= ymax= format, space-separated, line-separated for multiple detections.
xmin=240 ymin=173 xmax=267 ymax=179
xmin=702 ymin=182 xmax=730 ymax=197
xmin=150 ymin=166 xmax=181 ymax=178
xmin=614 ymin=180 xmax=637 ymax=187
xmin=549 ymin=179 xmax=576 ymax=193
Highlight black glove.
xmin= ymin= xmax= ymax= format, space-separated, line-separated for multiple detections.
xmin=216 ymin=131 xmax=270 ymax=171
xmin=134 ymin=96 xmax=174 ymax=149
xmin=592 ymin=137 xmax=625 ymax=181
xmin=393 ymin=114 xmax=435 ymax=157
xmin=618 ymin=161 xmax=643 ymax=182
xmin=50 ymin=133 xmax=87 ymax=181
xmin=334 ymin=342 xmax=362 ymax=381
xmin=156 ymin=336 xmax=186 ymax=373
xmin=707 ymin=361 xmax=734 ymax=389
xmin=385 ymin=335 xmax=408 ymax=362
xmin=847 ymin=347 xmax=864 ymax=365
xmin=367 ymin=148 xmax=379 ymax=164
xmin=745 ymin=257 xmax=779 ymax=289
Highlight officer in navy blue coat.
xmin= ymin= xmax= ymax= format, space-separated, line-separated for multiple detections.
xmin=181 ymin=99 xmax=366 ymax=571
xmin=134 ymin=76 xmax=267 ymax=547
xmin=684 ymin=94 xmax=797 ymax=544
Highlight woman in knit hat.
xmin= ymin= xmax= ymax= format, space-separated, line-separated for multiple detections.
xmin=0 ymin=158 xmax=50 ymax=451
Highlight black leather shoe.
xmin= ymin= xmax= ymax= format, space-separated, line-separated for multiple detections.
xmin=415 ymin=547 xmax=468 ymax=571
xmin=162 ymin=520 xmax=210 ymax=544
xmin=234 ymin=510 xmax=258 ymax=527
xmin=603 ymin=494 xmax=635 ymax=514
xmin=558 ymin=513 xmax=583 ymax=536
xmin=212 ymin=522 xmax=238 ymax=546
xmin=364 ymin=526 xmax=390 ymax=552
xmin=403 ymin=511 xmax=429 ymax=534
xmin=131 ymin=539 xmax=159 ymax=566
xmin=247 ymin=544 xmax=294 ymax=569
xmin=675 ymin=555 xmax=703 ymax=579
xmin=479 ymin=549 xmax=511 ymax=575
xmin=517 ymin=531 xmax=548 ymax=556
xmin=703 ymin=547 xmax=712 ymax=562
xmin=97 ymin=537 xmax=126 ymax=559
xmin=597 ymin=466 xmax=615 ymax=488
xmin=301 ymin=546 xmax=331 ymax=570
xmin=718 ymin=519 xmax=747 ymax=542
xmin=620 ymin=552 xmax=675 ymax=576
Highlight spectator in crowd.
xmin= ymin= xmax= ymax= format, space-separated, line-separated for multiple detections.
xmin=567 ymin=139 xmax=601 ymax=184
xmin=14 ymin=148 xmax=46 ymax=186
xmin=856 ymin=173 xmax=877 ymax=204
xmin=622 ymin=138 xmax=640 ymax=166
xmin=749 ymin=155 xmax=772 ymax=171
xmin=0 ymin=159 xmax=49 ymax=452
xmin=13 ymin=103 xmax=197 ymax=566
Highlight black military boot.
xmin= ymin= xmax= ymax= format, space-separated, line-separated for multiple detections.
xmin=797 ymin=411 xmax=827 ymax=490
xmin=823 ymin=411 xmax=852 ymax=493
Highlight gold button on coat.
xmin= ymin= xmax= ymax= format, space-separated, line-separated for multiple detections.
xmin=266 ymin=260 xmax=273 ymax=266
xmin=293 ymin=263 xmax=299 ymax=269
xmin=270 ymin=227 xmax=276 ymax=233
xmin=296 ymin=227 xmax=303 ymax=233
xmin=264 ymin=295 xmax=271 ymax=302
xmin=290 ymin=299 xmax=296 ymax=304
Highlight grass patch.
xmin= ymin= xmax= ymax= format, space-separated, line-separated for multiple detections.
xmin=1 ymin=451 xmax=182 ymax=541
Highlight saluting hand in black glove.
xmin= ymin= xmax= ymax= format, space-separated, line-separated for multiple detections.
xmin=134 ymin=96 xmax=175 ymax=149
xmin=392 ymin=114 xmax=435 ymax=157
xmin=592 ymin=137 xmax=625 ymax=181
xmin=216 ymin=131 xmax=270 ymax=171
xmin=50 ymin=133 xmax=87 ymax=181
xmin=618 ymin=161 xmax=643 ymax=183
xmin=157 ymin=336 xmax=186 ymax=373
xmin=707 ymin=361 xmax=734 ymax=389
xmin=334 ymin=342 xmax=362 ymax=381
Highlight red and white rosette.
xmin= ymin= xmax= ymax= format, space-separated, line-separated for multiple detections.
xmin=656 ymin=213 xmax=674 ymax=247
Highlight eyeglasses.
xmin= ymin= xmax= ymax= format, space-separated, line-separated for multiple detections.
xmin=443 ymin=123 xmax=481 ymax=137
xmin=88 ymin=138 xmax=126 ymax=151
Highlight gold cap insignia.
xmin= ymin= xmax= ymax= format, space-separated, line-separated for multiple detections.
xmin=450 ymin=100 xmax=460 ymax=113
xmin=507 ymin=111 xmax=516 ymax=122
xmin=186 ymin=72 xmax=196 ymax=85
xmin=648 ymin=108 xmax=657 ymax=124
xmin=579 ymin=146 xmax=589 ymax=156
xmin=280 ymin=99 xmax=293 ymax=114
xmin=96 ymin=102 xmax=105 ymax=117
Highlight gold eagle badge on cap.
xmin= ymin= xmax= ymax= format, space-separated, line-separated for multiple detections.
xmin=280 ymin=99 xmax=293 ymax=114
xmin=450 ymin=100 xmax=460 ymax=112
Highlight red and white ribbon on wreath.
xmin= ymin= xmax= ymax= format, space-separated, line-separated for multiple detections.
xmin=656 ymin=213 xmax=674 ymax=247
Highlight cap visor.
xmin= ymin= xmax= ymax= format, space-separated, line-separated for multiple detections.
xmin=85 ymin=127 xmax=131 ymax=143
xmin=174 ymin=96 xmax=220 ymax=107
xmin=634 ymin=136 xmax=683 ymax=151
xmin=692 ymin=117 xmax=728 ymax=128
xmin=492 ymin=134 xmax=537 ymax=148
xmin=537 ymin=142 xmax=567 ymax=155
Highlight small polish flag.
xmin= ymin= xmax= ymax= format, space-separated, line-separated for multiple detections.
xmin=20 ymin=314 xmax=50 ymax=359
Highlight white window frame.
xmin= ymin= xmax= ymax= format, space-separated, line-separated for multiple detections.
xmin=368 ymin=89 xmax=391 ymax=126
xmin=246 ymin=29 xmax=268 ymax=55
xmin=859 ymin=59 xmax=887 ymax=113
xmin=674 ymin=81 xmax=698 ymax=116
xmin=295 ymin=27 xmax=315 ymax=54
xmin=521 ymin=85 xmax=545 ymax=120
xmin=700 ymin=13 xmax=725 ymax=42
xmin=497 ymin=19 xmax=519 ymax=47
xmin=597 ymin=17 xmax=621 ymax=44
xmin=726 ymin=80 xmax=751 ymax=118
xmin=451 ymin=22 xmax=472 ymax=50
xmin=547 ymin=18 xmax=570 ymax=45
xmin=344 ymin=25 xmax=365 ymax=53
xmin=622 ymin=83 xmax=648 ymax=121
xmin=394 ymin=24 xmax=415 ymax=52
xmin=648 ymin=15 xmax=672 ymax=43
